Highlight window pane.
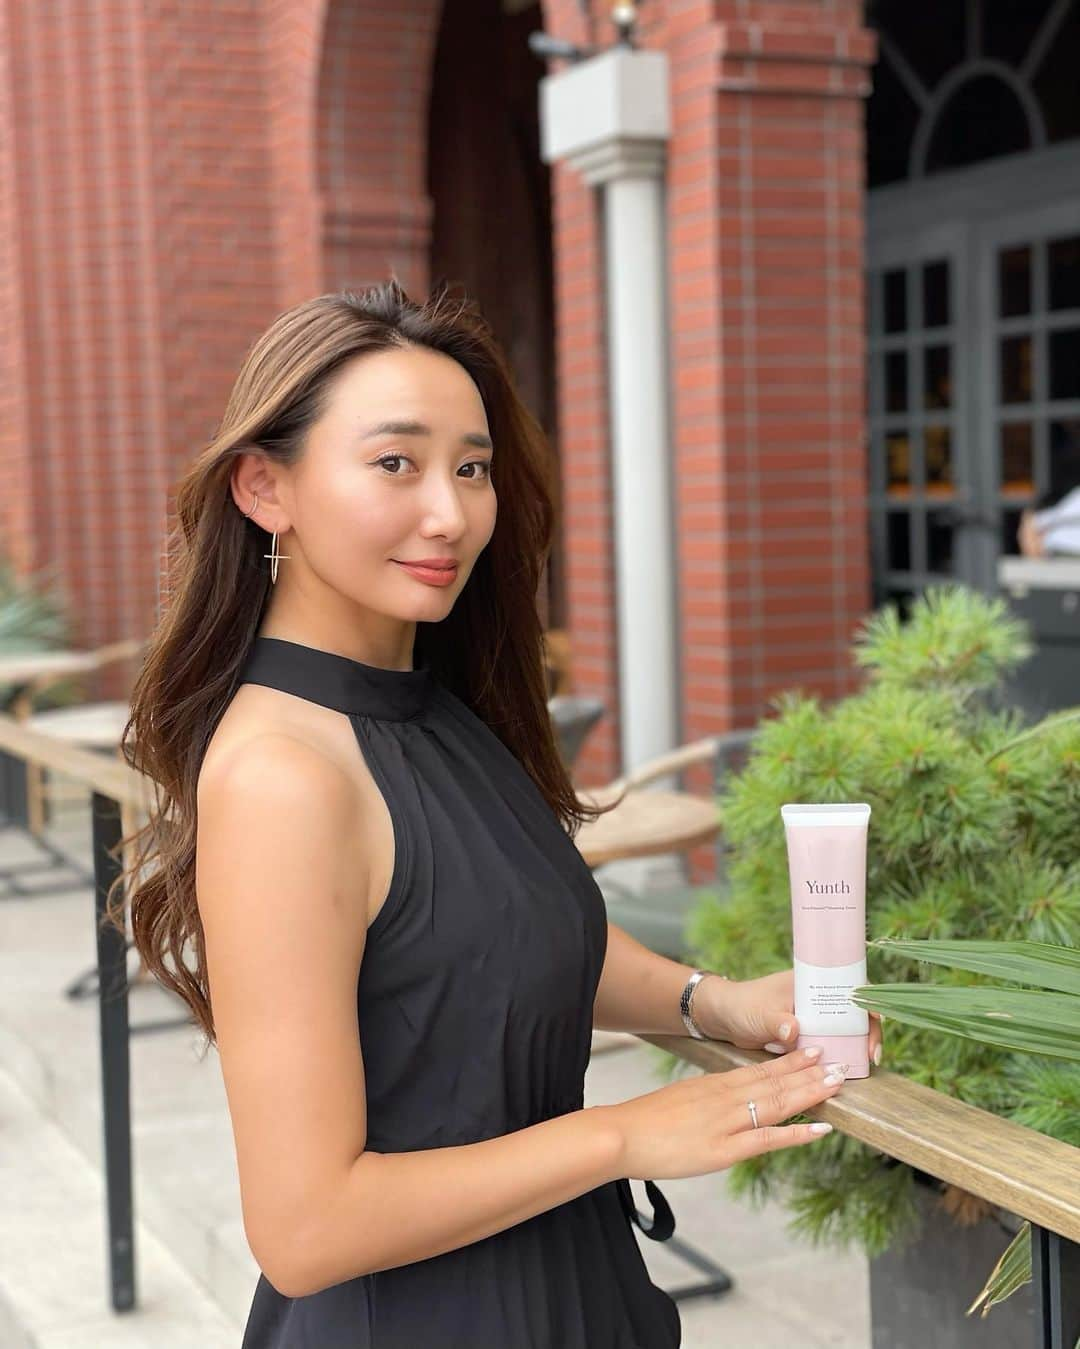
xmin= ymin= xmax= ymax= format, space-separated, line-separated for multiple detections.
xmin=998 ymin=245 xmax=1031 ymax=318
xmin=886 ymin=430 xmax=911 ymax=493
xmin=924 ymin=345 xmax=952 ymax=409
xmin=1048 ymin=418 xmax=1080 ymax=503
xmin=925 ymin=425 xmax=953 ymax=492
xmin=927 ymin=515 xmax=954 ymax=572
xmin=1000 ymin=335 xmax=1033 ymax=403
xmin=925 ymin=75 xmax=1030 ymax=171
xmin=1049 ymin=328 xmax=1080 ymax=400
xmin=888 ymin=590 xmax=917 ymax=622
xmin=887 ymin=512 xmax=911 ymax=570
xmin=885 ymin=351 xmax=908 ymax=412
xmin=922 ymin=260 xmax=950 ymax=328
xmin=1000 ymin=422 xmax=1034 ymax=494
xmin=1001 ymin=506 xmax=1024 ymax=556
xmin=884 ymin=269 xmax=907 ymax=333
xmin=1048 ymin=235 xmax=1080 ymax=311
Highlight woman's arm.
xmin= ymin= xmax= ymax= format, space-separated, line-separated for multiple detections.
xmin=196 ymin=735 xmax=622 ymax=1299
xmin=307 ymin=1104 xmax=620 ymax=1294
xmin=592 ymin=919 xmax=735 ymax=1036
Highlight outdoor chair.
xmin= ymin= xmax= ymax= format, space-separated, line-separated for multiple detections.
xmin=547 ymin=694 xmax=605 ymax=768
xmin=591 ymin=728 xmax=757 ymax=960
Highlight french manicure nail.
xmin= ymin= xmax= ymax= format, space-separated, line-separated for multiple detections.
xmin=809 ymin=1122 xmax=833 ymax=1135
xmin=778 ymin=1022 xmax=792 ymax=1039
xmin=764 ymin=1042 xmax=788 ymax=1054
xmin=873 ymin=1043 xmax=882 ymax=1066
xmin=824 ymin=1070 xmax=845 ymax=1086
xmin=804 ymin=1045 xmax=823 ymax=1059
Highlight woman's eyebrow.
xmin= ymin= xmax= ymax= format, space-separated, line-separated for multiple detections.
xmin=359 ymin=418 xmax=493 ymax=450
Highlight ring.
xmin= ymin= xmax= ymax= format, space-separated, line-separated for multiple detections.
xmin=746 ymin=1099 xmax=760 ymax=1129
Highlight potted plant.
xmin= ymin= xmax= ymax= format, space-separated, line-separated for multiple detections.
xmin=0 ymin=551 xmax=72 ymax=707
xmin=853 ymin=936 xmax=1080 ymax=1346
xmin=660 ymin=585 xmax=1080 ymax=1348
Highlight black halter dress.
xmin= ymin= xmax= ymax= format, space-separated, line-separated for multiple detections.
xmin=235 ymin=636 xmax=681 ymax=1349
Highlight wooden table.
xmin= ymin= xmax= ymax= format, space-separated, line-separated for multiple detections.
xmin=0 ymin=645 xmax=138 ymax=837
xmin=573 ymin=784 xmax=720 ymax=868
xmin=0 ymin=649 xmax=111 ymax=685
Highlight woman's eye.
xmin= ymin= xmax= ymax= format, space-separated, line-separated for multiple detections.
xmin=376 ymin=454 xmax=410 ymax=474
xmin=461 ymin=460 xmax=493 ymax=480
xmin=375 ymin=454 xmax=492 ymax=480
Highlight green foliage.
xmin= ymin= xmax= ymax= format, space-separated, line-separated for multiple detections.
xmin=678 ymin=583 xmax=1080 ymax=1260
xmin=0 ymin=551 xmax=75 ymax=711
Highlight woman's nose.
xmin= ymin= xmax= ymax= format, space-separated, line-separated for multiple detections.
xmin=421 ymin=477 xmax=469 ymax=535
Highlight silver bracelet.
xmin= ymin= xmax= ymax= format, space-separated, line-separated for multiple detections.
xmin=679 ymin=969 xmax=728 ymax=1040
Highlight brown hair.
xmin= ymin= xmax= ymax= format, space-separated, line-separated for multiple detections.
xmin=108 ymin=279 xmax=618 ymax=1049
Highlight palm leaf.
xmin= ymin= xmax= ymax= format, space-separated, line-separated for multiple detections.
xmin=966 ymin=1222 xmax=1031 ymax=1318
xmin=851 ymin=984 xmax=1080 ymax=1062
xmin=869 ymin=938 xmax=1080 ymax=996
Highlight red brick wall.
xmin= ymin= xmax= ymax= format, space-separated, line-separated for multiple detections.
xmin=671 ymin=0 xmax=875 ymax=880
xmin=0 ymin=0 xmax=279 ymax=698
xmin=313 ymin=2 xmax=441 ymax=294
xmin=538 ymin=2 xmax=875 ymax=886
xmin=0 ymin=0 xmax=31 ymax=578
xmin=0 ymin=0 xmax=875 ymax=858
xmin=542 ymin=0 xmax=623 ymax=795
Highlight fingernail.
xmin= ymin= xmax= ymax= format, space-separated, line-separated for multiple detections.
xmin=824 ymin=1070 xmax=845 ymax=1086
xmin=778 ymin=1022 xmax=792 ymax=1040
xmin=873 ymin=1043 xmax=882 ymax=1066
xmin=809 ymin=1122 xmax=833 ymax=1135
xmin=825 ymin=1062 xmax=848 ymax=1076
xmin=804 ymin=1045 xmax=823 ymax=1060
xmin=764 ymin=1042 xmax=788 ymax=1054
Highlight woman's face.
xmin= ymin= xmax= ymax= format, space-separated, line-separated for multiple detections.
xmin=276 ymin=343 xmax=498 ymax=623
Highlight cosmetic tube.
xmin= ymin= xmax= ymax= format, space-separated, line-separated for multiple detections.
xmin=780 ymin=803 xmax=872 ymax=1079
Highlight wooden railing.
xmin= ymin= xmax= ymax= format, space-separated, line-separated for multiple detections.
xmin=642 ymin=1033 xmax=1080 ymax=1347
xmin=2 ymin=709 xmax=1079 ymax=1345
xmin=0 ymin=713 xmax=154 ymax=1312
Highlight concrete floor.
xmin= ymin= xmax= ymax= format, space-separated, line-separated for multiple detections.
xmin=0 ymin=799 xmax=869 ymax=1347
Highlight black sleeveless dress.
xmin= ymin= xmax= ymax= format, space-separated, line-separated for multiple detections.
xmin=235 ymin=636 xmax=682 ymax=1349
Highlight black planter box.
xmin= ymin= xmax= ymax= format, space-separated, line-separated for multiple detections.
xmin=870 ymin=1171 xmax=1035 ymax=1348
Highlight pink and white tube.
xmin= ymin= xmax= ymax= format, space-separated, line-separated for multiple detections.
xmin=780 ymin=803 xmax=872 ymax=1079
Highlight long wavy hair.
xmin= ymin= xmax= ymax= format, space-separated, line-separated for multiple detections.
xmin=107 ymin=279 xmax=620 ymax=1049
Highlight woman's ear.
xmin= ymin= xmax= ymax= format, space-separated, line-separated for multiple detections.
xmin=231 ymin=450 xmax=290 ymax=534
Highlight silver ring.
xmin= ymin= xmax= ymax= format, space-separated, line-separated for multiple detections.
xmin=746 ymin=1099 xmax=760 ymax=1129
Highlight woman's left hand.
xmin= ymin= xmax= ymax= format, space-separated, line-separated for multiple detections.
xmin=692 ymin=968 xmax=884 ymax=1067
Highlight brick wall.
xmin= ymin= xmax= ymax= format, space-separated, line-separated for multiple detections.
xmin=0 ymin=0 xmax=279 ymax=699
xmin=540 ymin=2 xmax=875 ymax=885
xmin=0 ymin=0 xmax=876 ymax=873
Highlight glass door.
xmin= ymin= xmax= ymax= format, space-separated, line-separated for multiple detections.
xmin=868 ymin=149 xmax=1080 ymax=608
xmin=867 ymin=223 xmax=982 ymax=610
xmin=977 ymin=201 xmax=1080 ymax=569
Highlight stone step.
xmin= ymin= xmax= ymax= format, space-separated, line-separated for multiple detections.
xmin=0 ymin=1061 xmax=241 ymax=1347
xmin=0 ymin=850 xmax=262 ymax=1330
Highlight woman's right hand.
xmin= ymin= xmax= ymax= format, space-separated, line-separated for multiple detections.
xmin=602 ymin=1046 xmax=845 ymax=1181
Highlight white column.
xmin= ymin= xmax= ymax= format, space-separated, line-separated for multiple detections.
xmin=539 ymin=49 xmax=678 ymax=787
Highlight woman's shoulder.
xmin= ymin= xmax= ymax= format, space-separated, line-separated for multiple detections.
xmin=197 ymin=685 xmax=393 ymax=933
xmin=197 ymin=689 xmax=367 ymax=854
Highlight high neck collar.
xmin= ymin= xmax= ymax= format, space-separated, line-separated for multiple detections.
xmin=240 ymin=636 xmax=434 ymax=722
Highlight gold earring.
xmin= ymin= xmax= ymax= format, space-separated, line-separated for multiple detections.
xmin=264 ymin=532 xmax=290 ymax=584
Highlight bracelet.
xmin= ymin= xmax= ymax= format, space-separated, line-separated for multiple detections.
xmin=679 ymin=969 xmax=728 ymax=1040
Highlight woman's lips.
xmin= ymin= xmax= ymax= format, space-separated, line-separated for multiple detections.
xmin=394 ymin=560 xmax=459 ymax=587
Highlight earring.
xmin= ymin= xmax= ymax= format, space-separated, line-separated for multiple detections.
xmin=238 ymin=493 xmax=288 ymax=582
xmin=264 ymin=532 xmax=291 ymax=584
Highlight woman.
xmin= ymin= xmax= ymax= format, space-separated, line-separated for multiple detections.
xmin=112 ymin=280 xmax=881 ymax=1347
